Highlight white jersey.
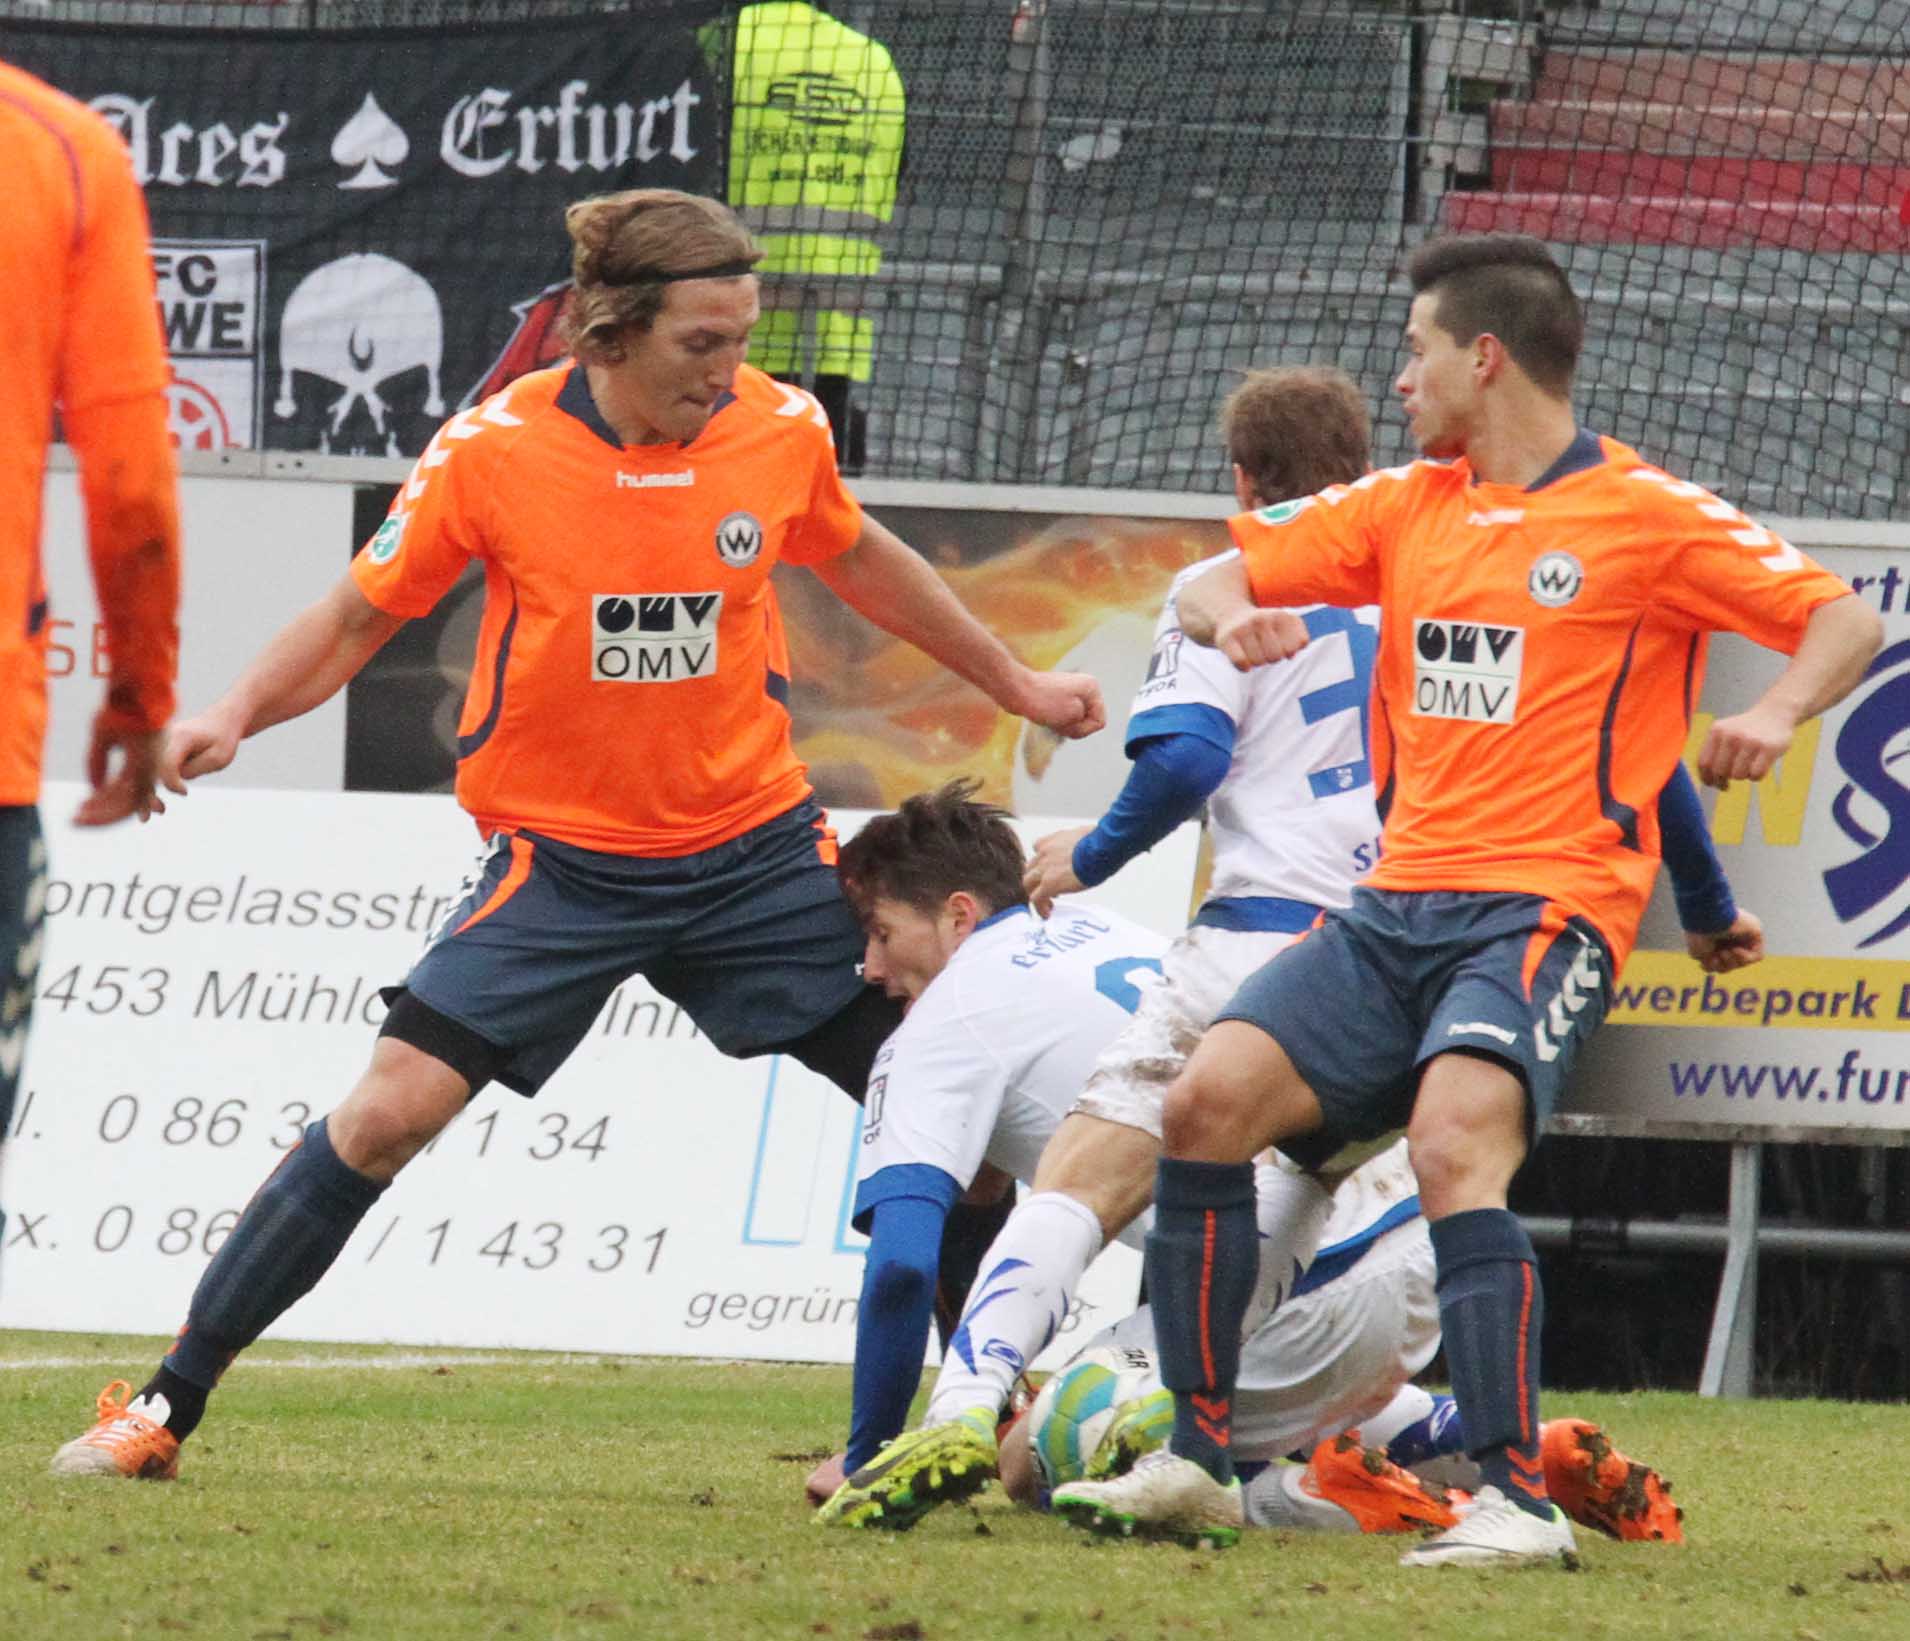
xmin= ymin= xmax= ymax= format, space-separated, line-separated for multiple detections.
xmin=855 ymin=901 xmax=1170 ymax=1218
xmin=1129 ymin=551 xmax=1382 ymax=909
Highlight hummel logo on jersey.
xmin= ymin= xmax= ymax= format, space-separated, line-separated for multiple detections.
xmin=592 ymin=591 xmax=722 ymax=683
xmin=1527 ymin=551 xmax=1584 ymax=607
xmin=715 ymin=510 xmax=765 ymax=567
xmin=614 ymin=470 xmax=693 ymax=489
xmin=1412 ymin=618 xmax=1523 ymax=724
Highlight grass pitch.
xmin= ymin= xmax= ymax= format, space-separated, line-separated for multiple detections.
xmin=6 ymin=1330 xmax=1910 ymax=1641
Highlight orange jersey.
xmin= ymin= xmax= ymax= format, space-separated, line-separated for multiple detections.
xmin=352 ymin=362 xmax=862 ymax=855
xmin=0 ymin=58 xmax=179 ymax=802
xmin=1229 ymin=432 xmax=1853 ymax=964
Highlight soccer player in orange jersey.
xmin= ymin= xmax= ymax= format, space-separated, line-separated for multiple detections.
xmin=1051 ymin=234 xmax=1881 ymax=1564
xmin=0 ymin=58 xmax=181 ymax=1283
xmin=49 ymin=189 xmax=1102 ymax=1482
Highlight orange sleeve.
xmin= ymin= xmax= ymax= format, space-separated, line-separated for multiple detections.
xmin=1226 ymin=476 xmax=1388 ymax=610
xmin=60 ymin=127 xmax=171 ymax=413
xmin=781 ymin=423 xmax=863 ymax=566
xmin=60 ymin=125 xmax=180 ymax=736
xmin=1630 ymin=474 xmax=1854 ymax=650
xmin=350 ymin=410 xmax=493 ymax=616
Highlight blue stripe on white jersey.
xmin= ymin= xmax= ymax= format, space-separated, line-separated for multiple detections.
xmin=1128 ymin=552 xmax=1383 ymax=909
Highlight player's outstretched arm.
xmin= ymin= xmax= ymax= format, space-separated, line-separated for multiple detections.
xmin=1696 ymin=594 xmax=1882 ymax=788
xmin=809 ymin=514 xmax=1105 ymax=738
xmin=1025 ymin=732 xmax=1232 ymax=915
xmin=1176 ymin=556 xmax=1309 ymax=672
xmin=833 ymin=1191 xmax=953 ymax=1486
xmin=154 ymin=573 xmax=406 ymax=804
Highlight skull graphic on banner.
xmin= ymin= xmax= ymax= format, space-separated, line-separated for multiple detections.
xmin=274 ymin=253 xmax=447 ymax=456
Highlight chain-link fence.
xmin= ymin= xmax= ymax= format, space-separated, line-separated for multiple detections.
xmin=6 ymin=1 xmax=1910 ymax=513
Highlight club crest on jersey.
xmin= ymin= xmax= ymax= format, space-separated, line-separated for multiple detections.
xmin=714 ymin=511 xmax=765 ymax=568
xmin=1528 ymin=551 xmax=1584 ymax=607
xmin=1412 ymin=618 xmax=1523 ymax=724
xmin=592 ymin=591 xmax=722 ymax=683
xmin=366 ymin=511 xmax=407 ymax=564
xmin=1253 ymin=497 xmax=1312 ymax=526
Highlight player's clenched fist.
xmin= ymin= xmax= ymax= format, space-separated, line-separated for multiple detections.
xmin=1214 ymin=607 xmax=1310 ymax=673
xmin=160 ymin=713 xmax=243 ymax=794
xmin=1019 ymin=669 xmax=1107 ymax=740
xmin=1694 ymin=702 xmax=1794 ymax=789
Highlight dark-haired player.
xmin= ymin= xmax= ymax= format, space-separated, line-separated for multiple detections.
xmin=1054 ymin=233 xmax=1879 ymax=1565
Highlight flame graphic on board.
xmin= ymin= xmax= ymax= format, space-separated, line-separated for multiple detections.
xmin=784 ymin=514 xmax=1227 ymax=811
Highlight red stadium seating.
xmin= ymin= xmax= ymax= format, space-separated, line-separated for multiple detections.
xmin=1444 ymin=50 xmax=1910 ymax=249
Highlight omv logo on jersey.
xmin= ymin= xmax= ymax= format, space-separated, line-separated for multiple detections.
xmin=592 ymin=591 xmax=722 ymax=683
xmin=1822 ymin=636 xmax=1910 ymax=948
xmin=1411 ymin=618 xmax=1523 ymax=724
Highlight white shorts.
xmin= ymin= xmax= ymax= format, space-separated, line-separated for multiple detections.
xmin=1089 ymin=1219 xmax=1439 ymax=1463
xmin=1071 ymin=924 xmax=1302 ymax=1139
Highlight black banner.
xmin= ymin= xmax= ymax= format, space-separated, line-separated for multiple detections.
xmin=6 ymin=9 xmax=724 ymax=456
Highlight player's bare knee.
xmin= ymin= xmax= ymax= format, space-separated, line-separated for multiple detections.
xmin=327 ymin=1039 xmax=470 ymax=1181
xmin=1409 ymin=1054 xmax=1528 ymax=1214
xmin=1160 ymin=1062 xmax=1257 ymax=1159
xmin=1406 ymin=1119 xmax=1521 ymax=1217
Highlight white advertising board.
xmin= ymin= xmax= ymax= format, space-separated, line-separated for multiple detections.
xmin=39 ymin=468 xmax=349 ymax=796
xmin=1 ymin=785 xmax=1198 ymax=1368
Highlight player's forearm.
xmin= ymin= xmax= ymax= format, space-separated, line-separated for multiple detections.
xmin=1074 ymin=731 xmax=1232 ymax=887
xmin=1755 ymin=593 xmax=1883 ymax=727
xmin=65 ymin=394 xmax=181 ymax=732
xmin=814 ymin=519 xmax=1037 ymax=715
xmin=1176 ymin=555 xmax=1254 ymax=648
xmin=1656 ymin=762 xmax=1736 ymax=933
xmin=844 ymin=1200 xmax=945 ymax=1469
xmin=215 ymin=580 xmax=401 ymax=741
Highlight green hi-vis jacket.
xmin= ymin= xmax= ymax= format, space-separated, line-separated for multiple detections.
xmin=727 ymin=2 xmax=905 ymax=380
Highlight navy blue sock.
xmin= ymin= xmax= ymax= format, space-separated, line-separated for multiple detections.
xmin=1147 ymin=1156 xmax=1257 ymax=1484
xmin=1430 ymin=1207 xmax=1549 ymax=1518
xmin=160 ymin=1118 xmax=386 ymax=1423
xmin=1384 ymin=1394 xmax=1465 ymax=1471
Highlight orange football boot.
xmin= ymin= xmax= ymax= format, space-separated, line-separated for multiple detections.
xmin=1300 ymin=1432 xmax=1468 ymax=1534
xmin=49 ymin=1380 xmax=181 ymax=1480
xmin=1540 ymin=1417 xmax=1682 ymax=1543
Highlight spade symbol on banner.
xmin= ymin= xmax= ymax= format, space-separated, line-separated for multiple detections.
xmin=333 ymin=93 xmax=408 ymax=189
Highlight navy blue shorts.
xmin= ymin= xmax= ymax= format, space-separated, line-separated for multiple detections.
xmin=404 ymin=798 xmax=868 ymax=1095
xmin=1216 ymin=886 xmax=1611 ymax=1163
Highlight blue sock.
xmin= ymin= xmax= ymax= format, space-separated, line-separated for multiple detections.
xmin=1430 ymin=1207 xmax=1549 ymax=1518
xmin=1147 ymin=1156 xmax=1257 ymax=1485
xmin=1384 ymin=1394 xmax=1466 ymax=1471
xmin=164 ymin=1118 xmax=386 ymax=1402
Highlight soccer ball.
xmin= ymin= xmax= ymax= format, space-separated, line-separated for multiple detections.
xmin=1027 ymin=1341 xmax=1162 ymax=1492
